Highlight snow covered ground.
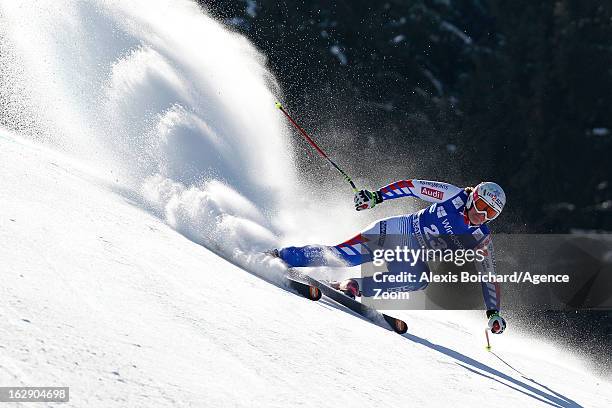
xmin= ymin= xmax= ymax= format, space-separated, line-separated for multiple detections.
xmin=0 ymin=1 xmax=611 ymax=406
xmin=1 ymin=131 xmax=611 ymax=407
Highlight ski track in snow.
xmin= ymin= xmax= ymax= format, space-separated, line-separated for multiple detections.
xmin=1 ymin=131 xmax=610 ymax=408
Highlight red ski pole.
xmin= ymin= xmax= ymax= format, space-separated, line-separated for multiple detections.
xmin=276 ymin=102 xmax=358 ymax=193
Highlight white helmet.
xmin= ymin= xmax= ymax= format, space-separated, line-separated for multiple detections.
xmin=467 ymin=182 xmax=506 ymax=221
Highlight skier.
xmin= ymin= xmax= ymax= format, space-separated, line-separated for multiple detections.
xmin=269 ymin=179 xmax=507 ymax=334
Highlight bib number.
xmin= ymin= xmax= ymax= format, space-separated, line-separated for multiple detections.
xmin=423 ymin=224 xmax=448 ymax=250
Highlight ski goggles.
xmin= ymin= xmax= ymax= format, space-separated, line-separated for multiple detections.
xmin=468 ymin=193 xmax=500 ymax=221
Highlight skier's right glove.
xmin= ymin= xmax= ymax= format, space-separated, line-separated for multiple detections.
xmin=487 ymin=309 xmax=507 ymax=334
xmin=354 ymin=189 xmax=383 ymax=211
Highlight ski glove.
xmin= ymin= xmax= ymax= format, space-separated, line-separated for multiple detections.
xmin=487 ymin=309 xmax=507 ymax=334
xmin=354 ymin=189 xmax=383 ymax=211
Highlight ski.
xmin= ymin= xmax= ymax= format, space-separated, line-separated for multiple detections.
xmin=286 ymin=277 xmax=322 ymax=301
xmin=288 ymin=270 xmax=408 ymax=334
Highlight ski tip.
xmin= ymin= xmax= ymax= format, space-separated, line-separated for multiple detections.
xmin=394 ymin=320 xmax=408 ymax=334
xmin=287 ymin=277 xmax=321 ymax=301
xmin=308 ymin=286 xmax=322 ymax=301
xmin=274 ymin=101 xmax=282 ymax=109
xmin=381 ymin=314 xmax=408 ymax=334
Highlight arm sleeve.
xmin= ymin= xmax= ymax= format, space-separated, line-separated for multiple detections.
xmin=378 ymin=179 xmax=463 ymax=203
xmin=475 ymin=235 xmax=501 ymax=312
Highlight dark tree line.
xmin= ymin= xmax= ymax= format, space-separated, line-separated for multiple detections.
xmin=200 ymin=0 xmax=612 ymax=232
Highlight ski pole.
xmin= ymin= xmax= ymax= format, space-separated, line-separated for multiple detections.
xmin=484 ymin=329 xmax=528 ymax=377
xmin=275 ymin=102 xmax=358 ymax=193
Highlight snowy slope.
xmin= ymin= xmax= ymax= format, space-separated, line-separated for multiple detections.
xmin=2 ymin=132 xmax=611 ymax=408
xmin=0 ymin=1 xmax=611 ymax=407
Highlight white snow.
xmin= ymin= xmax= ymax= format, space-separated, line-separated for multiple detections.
xmin=245 ymin=0 xmax=257 ymax=18
xmin=440 ymin=21 xmax=473 ymax=45
xmin=330 ymin=45 xmax=348 ymax=65
xmin=422 ymin=68 xmax=444 ymax=96
xmin=1 ymin=130 xmax=610 ymax=407
xmin=592 ymin=127 xmax=610 ymax=136
xmin=0 ymin=1 xmax=611 ymax=407
xmin=392 ymin=34 xmax=406 ymax=44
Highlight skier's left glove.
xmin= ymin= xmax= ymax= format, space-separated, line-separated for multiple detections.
xmin=487 ymin=309 xmax=507 ymax=334
xmin=354 ymin=189 xmax=383 ymax=211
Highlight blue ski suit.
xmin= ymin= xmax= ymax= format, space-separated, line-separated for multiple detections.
xmin=279 ymin=179 xmax=501 ymax=312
